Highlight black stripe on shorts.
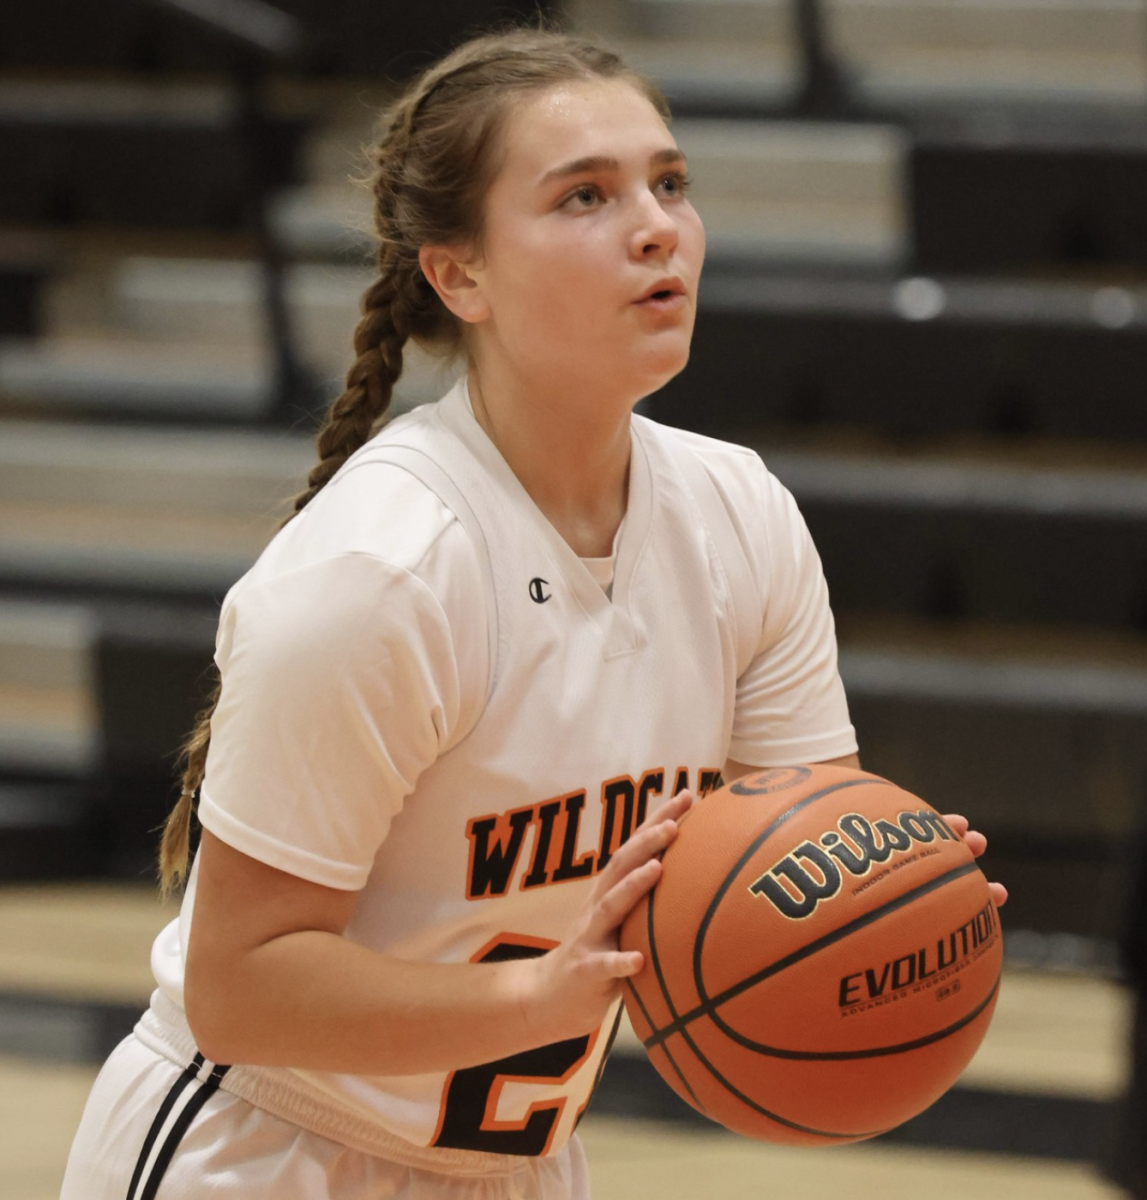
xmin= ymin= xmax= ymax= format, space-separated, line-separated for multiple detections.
xmin=127 ymin=1053 xmax=231 ymax=1200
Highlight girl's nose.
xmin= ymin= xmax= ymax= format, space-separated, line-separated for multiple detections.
xmin=630 ymin=191 xmax=680 ymax=259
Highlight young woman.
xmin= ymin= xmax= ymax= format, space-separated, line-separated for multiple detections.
xmin=62 ymin=25 xmax=1003 ymax=1200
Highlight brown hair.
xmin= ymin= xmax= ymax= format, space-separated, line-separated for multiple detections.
xmin=158 ymin=25 xmax=669 ymax=893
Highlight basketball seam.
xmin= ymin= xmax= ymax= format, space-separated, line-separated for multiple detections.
xmin=638 ymin=879 xmax=708 ymax=1114
xmin=639 ymin=776 xmax=889 ymax=1140
xmin=631 ymin=775 xmax=998 ymax=1140
xmin=714 ymin=969 xmax=1002 ymax=1062
xmin=646 ymin=859 xmax=983 ymax=1053
xmin=637 ymin=988 xmax=891 ymax=1141
xmin=689 ymin=776 xmax=876 ymax=1032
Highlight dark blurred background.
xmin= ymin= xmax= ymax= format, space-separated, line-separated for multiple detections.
xmin=1 ymin=1 xmax=1145 ymax=1196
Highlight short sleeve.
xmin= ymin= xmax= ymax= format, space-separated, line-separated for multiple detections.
xmin=198 ymin=551 xmax=475 ymax=891
xmin=728 ymin=460 xmax=858 ymax=767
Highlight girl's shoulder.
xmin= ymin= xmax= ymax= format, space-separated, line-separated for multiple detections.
xmin=254 ymin=400 xmax=480 ymax=583
xmin=218 ymin=399 xmax=490 ymax=675
xmin=632 ymin=414 xmax=794 ymax=526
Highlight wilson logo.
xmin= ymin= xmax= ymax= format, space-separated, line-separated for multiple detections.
xmin=749 ymin=809 xmax=957 ymax=920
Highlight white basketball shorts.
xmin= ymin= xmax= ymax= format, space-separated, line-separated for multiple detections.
xmin=61 ymin=1034 xmax=592 ymax=1200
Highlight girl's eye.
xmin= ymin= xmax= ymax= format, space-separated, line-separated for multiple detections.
xmin=566 ymin=184 xmax=602 ymax=208
xmin=658 ymin=172 xmax=692 ymax=198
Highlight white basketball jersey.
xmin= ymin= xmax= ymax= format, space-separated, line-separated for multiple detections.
xmin=149 ymin=377 xmax=856 ymax=1170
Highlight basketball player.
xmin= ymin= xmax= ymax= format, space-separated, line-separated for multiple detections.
xmin=61 ymin=27 xmax=1004 ymax=1200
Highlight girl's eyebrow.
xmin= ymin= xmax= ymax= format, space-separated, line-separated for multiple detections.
xmin=538 ymin=146 xmax=687 ymax=187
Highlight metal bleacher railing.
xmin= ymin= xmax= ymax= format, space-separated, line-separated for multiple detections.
xmin=141 ymin=0 xmax=320 ymax=425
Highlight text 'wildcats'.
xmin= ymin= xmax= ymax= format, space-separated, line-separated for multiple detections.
xmin=749 ymin=809 xmax=957 ymax=919
xmin=465 ymin=767 xmax=722 ymax=900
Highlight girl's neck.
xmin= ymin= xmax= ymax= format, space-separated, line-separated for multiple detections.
xmin=467 ymin=362 xmax=632 ymax=559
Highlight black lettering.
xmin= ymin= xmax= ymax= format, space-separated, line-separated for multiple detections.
xmin=892 ymin=954 xmax=916 ymax=989
xmin=838 ymin=814 xmax=894 ymax=865
xmin=865 ymin=962 xmax=892 ymax=998
xmin=839 ymin=973 xmax=862 ymax=1006
xmin=598 ymin=769 xmax=666 ymax=870
xmin=636 ymin=769 xmax=663 ymax=828
xmin=552 ymin=791 xmax=595 ymax=882
xmin=955 ymin=921 xmax=971 ymax=956
xmin=434 ymin=939 xmax=592 ymax=1154
xmin=937 ymin=932 xmax=957 ymax=971
xmin=521 ymin=801 xmax=562 ymax=889
xmin=916 ymin=810 xmax=957 ymax=841
xmin=596 ymin=780 xmax=636 ymax=871
xmin=672 ymin=767 xmax=690 ymax=796
xmin=466 ymin=809 xmax=535 ymax=899
xmin=751 ymin=843 xmax=842 ymax=918
xmin=698 ymin=769 xmax=724 ymax=797
xmin=899 ymin=812 xmax=936 ymax=842
xmin=820 ymin=824 xmax=869 ymax=875
xmin=873 ymin=819 xmax=913 ymax=854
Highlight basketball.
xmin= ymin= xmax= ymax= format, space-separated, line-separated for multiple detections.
xmin=619 ymin=764 xmax=1003 ymax=1145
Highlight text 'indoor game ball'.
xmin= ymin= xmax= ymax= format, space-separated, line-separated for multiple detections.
xmin=620 ymin=764 xmax=1003 ymax=1145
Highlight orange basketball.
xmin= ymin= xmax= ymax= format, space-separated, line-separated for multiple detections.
xmin=619 ymin=764 xmax=1003 ymax=1145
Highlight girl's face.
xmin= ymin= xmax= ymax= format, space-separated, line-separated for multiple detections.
xmin=467 ymin=78 xmax=705 ymax=404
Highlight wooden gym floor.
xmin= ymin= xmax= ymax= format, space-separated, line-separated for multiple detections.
xmin=0 ymin=882 xmax=1134 ymax=1200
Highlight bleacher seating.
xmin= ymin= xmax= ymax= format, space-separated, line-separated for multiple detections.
xmin=760 ymin=450 xmax=1147 ymax=631
xmin=0 ymin=0 xmax=556 ymax=78
xmin=911 ymin=112 xmax=1147 ymax=273
xmin=2 ymin=0 xmax=1146 ymax=949
xmin=652 ymin=271 xmax=1147 ymax=441
xmin=0 ymin=2 xmax=250 ymax=72
xmin=0 ymin=240 xmax=49 ymax=337
xmin=0 ymin=80 xmax=308 ymax=229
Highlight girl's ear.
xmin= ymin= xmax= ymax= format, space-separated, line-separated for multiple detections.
xmin=419 ymin=245 xmax=490 ymax=324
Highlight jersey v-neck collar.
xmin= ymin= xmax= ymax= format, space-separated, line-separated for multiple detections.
xmin=434 ymin=377 xmax=651 ymax=654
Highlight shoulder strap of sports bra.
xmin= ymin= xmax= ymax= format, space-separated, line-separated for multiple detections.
xmin=659 ymin=433 xmax=761 ymax=678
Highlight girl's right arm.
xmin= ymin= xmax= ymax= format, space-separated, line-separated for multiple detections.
xmin=182 ymin=788 xmax=693 ymax=1075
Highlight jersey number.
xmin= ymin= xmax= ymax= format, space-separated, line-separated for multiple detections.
xmin=432 ymin=938 xmax=595 ymax=1156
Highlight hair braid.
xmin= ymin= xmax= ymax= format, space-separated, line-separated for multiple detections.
xmin=287 ymin=274 xmax=412 ymax=517
xmin=158 ymin=676 xmax=218 ymax=896
xmin=157 ymin=26 xmax=669 ymax=895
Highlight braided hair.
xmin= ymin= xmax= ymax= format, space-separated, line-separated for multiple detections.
xmin=158 ymin=26 xmax=669 ymax=893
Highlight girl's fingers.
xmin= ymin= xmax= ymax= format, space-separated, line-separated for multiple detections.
xmin=943 ymin=812 xmax=1005 ymax=905
xmin=593 ymin=817 xmax=677 ymax=895
xmin=598 ymin=790 xmax=694 ymax=880
xmin=963 ymin=829 xmax=988 ymax=858
xmin=586 ymin=858 xmax=662 ymax=940
xmin=601 ymin=948 xmax=644 ymax=979
xmin=648 ymin=789 xmax=694 ymax=828
xmin=944 ymin=814 xmax=987 ymax=858
xmin=581 ymin=791 xmax=696 ymax=943
xmin=943 ymin=813 xmax=970 ymax=839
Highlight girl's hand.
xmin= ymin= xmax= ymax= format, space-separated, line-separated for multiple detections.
xmin=518 ymin=789 xmax=696 ymax=1046
xmin=944 ymin=812 xmax=1008 ymax=908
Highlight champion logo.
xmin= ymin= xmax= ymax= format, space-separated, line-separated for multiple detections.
xmin=529 ymin=577 xmax=551 ymax=604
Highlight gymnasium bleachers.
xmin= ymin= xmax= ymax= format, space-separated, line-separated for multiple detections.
xmin=628 ymin=0 xmax=1147 ymax=952
xmin=2 ymin=1 xmax=1145 ymax=1196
